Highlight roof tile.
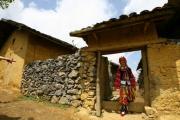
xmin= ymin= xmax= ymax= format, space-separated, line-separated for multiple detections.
xmin=70 ymin=3 xmax=176 ymax=36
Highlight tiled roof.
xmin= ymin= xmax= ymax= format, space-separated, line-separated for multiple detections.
xmin=0 ymin=19 xmax=77 ymax=50
xmin=70 ymin=4 xmax=176 ymax=37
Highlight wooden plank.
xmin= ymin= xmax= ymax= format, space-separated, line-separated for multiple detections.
xmin=141 ymin=48 xmax=150 ymax=106
xmin=96 ymin=51 xmax=101 ymax=116
xmin=82 ymin=40 xmax=166 ymax=54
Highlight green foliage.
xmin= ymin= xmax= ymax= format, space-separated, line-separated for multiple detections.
xmin=18 ymin=95 xmax=38 ymax=101
xmin=0 ymin=0 xmax=15 ymax=9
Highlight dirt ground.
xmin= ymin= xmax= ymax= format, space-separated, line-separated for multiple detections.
xmin=0 ymin=86 xmax=143 ymax=120
xmin=0 ymin=100 xmax=143 ymax=120
xmin=0 ymin=86 xmax=76 ymax=120
xmin=0 ymin=87 xmax=179 ymax=120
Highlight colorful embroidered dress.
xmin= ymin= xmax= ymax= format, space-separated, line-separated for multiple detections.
xmin=114 ymin=66 xmax=136 ymax=105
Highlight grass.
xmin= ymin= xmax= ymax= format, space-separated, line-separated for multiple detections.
xmin=18 ymin=95 xmax=70 ymax=109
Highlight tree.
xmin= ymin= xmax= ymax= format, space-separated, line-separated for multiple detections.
xmin=0 ymin=0 xmax=14 ymax=9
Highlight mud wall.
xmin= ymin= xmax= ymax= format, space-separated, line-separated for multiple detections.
xmin=0 ymin=30 xmax=28 ymax=88
xmin=147 ymin=42 xmax=180 ymax=114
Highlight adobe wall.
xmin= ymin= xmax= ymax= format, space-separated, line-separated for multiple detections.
xmin=0 ymin=30 xmax=76 ymax=88
xmin=0 ymin=30 xmax=28 ymax=88
xmin=147 ymin=41 xmax=180 ymax=114
xmin=25 ymin=34 xmax=75 ymax=64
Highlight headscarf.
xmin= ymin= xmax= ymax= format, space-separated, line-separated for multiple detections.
xmin=119 ymin=56 xmax=127 ymax=70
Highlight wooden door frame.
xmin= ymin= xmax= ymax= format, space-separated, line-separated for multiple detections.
xmin=96 ymin=51 xmax=101 ymax=117
xmin=141 ymin=47 xmax=150 ymax=106
xmin=95 ymin=46 xmax=150 ymax=116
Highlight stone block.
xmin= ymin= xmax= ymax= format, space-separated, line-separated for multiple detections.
xmin=71 ymin=100 xmax=81 ymax=107
xmin=67 ymin=89 xmax=79 ymax=95
xmin=145 ymin=106 xmax=158 ymax=117
xmin=51 ymin=96 xmax=59 ymax=103
xmin=81 ymin=93 xmax=88 ymax=100
xmin=88 ymin=91 xmax=95 ymax=96
xmin=68 ymin=70 xmax=78 ymax=78
xmin=59 ymin=96 xmax=69 ymax=105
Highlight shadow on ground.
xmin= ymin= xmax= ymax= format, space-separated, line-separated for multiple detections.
xmin=0 ymin=115 xmax=21 ymax=120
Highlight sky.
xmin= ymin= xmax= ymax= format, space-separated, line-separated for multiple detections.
xmin=0 ymin=0 xmax=168 ymax=78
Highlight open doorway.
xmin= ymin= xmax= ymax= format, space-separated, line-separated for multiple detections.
xmin=100 ymin=50 xmax=145 ymax=113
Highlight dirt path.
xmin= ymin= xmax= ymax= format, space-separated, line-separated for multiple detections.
xmin=0 ymin=99 xmax=143 ymax=120
xmin=0 ymin=101 xmax=144 ymax=120
xmin=0 ymin=100 xmax=78 ymax=120
xmin=0 ymin=87 xmax=143 ymax=120
xmin=1 ymin=87 xmax=179 ymax=120
xmin=0 ymin=87 xmax=78 ymax=120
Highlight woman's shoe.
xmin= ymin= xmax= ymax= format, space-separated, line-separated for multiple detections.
xmin=120 ymin=105 xmax=127 ymax=116
xmin=121 ymin=111 xmax=126 ymax=116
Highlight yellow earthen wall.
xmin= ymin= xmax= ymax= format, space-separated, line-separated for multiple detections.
xmin=0 ymin=30 xmax=29 ymax=88
xmin=147 ymin=42 xmax=180 ymax=113
xmin=0 ymin=31 xmax=75 ymax=88
xmin=25 ymin=34 xmax=75 ymax=64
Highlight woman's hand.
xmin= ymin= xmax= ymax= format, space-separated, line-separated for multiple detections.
xmin=116 ymin=89 xmax=120 ymax=93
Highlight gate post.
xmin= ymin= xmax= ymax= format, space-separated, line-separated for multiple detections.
xmin=96 ymin=51 xmax=101 ymax=116
xmin=142 ymin=48 xmax=150 ymax=106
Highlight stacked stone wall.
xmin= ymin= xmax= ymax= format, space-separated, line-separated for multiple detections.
xmin=21 ymin=50 xmax=97 ymax=109
xmin=79 ymin=51 xmax=96 ymax=111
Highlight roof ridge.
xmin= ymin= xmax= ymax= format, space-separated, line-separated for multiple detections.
xmin=0 ymin=18 xmax=77 ymax=50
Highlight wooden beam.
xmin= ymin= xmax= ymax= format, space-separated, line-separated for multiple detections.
xmin=101 ymin=47 xmax=143 ymax=55
xmin=81 ymin=40 xmax=166 ymax=55
xmin=168 ymin=0 xmax=180 ymax=7
xmin=92 ymin=32 xmax=98 ymax=41
xmin=96 ymin=51 xmax=101 ymax=116
xmin=141 ymin=48 xmax=150 ymax=106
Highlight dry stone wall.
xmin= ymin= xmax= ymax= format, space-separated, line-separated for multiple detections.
xmin=79 ymin=51 xmax=96 ymax=111
xmin=21 ymin=50 xmax=97 ymax=109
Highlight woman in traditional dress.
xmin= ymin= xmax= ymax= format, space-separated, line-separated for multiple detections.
xmin=114 ymin=56 xmax=136 ymax=116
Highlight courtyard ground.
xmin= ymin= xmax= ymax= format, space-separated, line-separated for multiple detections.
xmin=0 ymin=86 xmax=179 ymax=120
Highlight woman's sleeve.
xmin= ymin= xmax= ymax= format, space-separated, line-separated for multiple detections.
xmin=114 ymin=67 xmax=120 ymax=89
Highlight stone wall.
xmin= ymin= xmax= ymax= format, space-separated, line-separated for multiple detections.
xmin=147 ymin=42 xmax=180 ymax=114
xmin=21 ymin=50 xmax=97 ymax=109
xmin=78 ymin=51 xmax=97 ymax=111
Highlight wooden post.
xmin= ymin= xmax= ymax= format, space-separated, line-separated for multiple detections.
xmin=96 ymin=51 xmax=101 ymax=116
xmin=168 ymin=0 xmax=180 ymax=7
xmin=141 ymin=48 xmax=150 ymax=106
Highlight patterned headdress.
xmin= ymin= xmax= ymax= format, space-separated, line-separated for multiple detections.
xmin=119 ymin=56 xmax=127 ymax=63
